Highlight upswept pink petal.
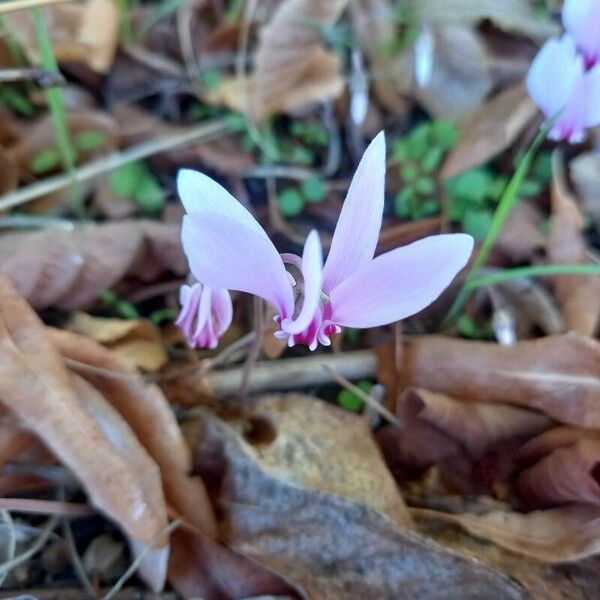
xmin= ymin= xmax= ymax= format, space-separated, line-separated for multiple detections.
xmin=282 ymin=230 xmax=323 ymax=335
xmin=182 ymin=212 xmax=294 ymax=316
xmin=177 ymin=169 xmax=266 ymax=237
xmin=329 ymin=234 xmax=473 ymax=328
xmin=211 ymin=288 xmax=233 ymax=337
xmin=582 ymin=64 xmax=600 ymax=128
xmin=563 ymin=0 xmax=600 ymax=66
xmin=526 ymin=35 xmax=581 ymax=120
xmin=322 ymin=131 xmax=386 ymax=293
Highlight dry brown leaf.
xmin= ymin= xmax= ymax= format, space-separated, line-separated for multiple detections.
xmin=0 ymin=144 xmax=18 ymax=195
xmin=518 ymin=426 xmax=600 ymax=464
xmin=570 ymin=152 xmax=600 ymax=227
xmin=250 ymin=0 xmax=349 ymax=118
xmin=548 ymin=154 xmax=600 ymax=336
xmin=169 ymin=529 xmax=301 ymax=600
xmin=517 ymin=439 xmax=600 ymax=508
xmin=398 ymin=388 xmax=551 ymax=459
xmin=412 ymin=505 xmax=600 ymax=563
xmin=350 ymin=0 xmax=412 ymax=113
xmin=414 ymin=26 xmax=492 ymax=119
xmin=398 ymin=334 xmax=600 ymax=427
xmin=191 ymin=395 xmax=527 ymax=599
xmin=7 ymin=0 xmax=119 ymax=73
xmin=67 ymin=312 xmax=168 ymax=372
xmin=69 ymin=372 xmax=169 ymax=591
xmin=207 ymin=48 xmax=344 ymax=120
xmin=48 ymin=327 xmax=217 ymax=539
xmin=0 ymin=276 xmax=167 ymax=545
xmin=0 ymin=220 xmax=186 ymax=311
xmin=441 ymin=84 xmax=537 ymax=179
xmin=417 ymin=0 xmax=559 ymax=40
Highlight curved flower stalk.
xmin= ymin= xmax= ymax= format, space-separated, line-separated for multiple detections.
xmin=562 ymin=0 xmax=600 ymax=68
xmin=178 ymin=132 xmax=473 ymax=350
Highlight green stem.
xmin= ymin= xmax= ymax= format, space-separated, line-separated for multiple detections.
xmin=466 ymin=264 xmax=600 ymax=290
xmin=442 ymin=120 xmax=553 ymax=328
xmin=31 ymin=7 xmax=76 ymax=173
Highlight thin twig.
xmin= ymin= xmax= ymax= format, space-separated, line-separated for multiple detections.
xmin=0 ymin=119 xmax=229 ymax=212
xmin=100 ymin=519 xmax=182 ymax=600
xmin=62 ymin=517 xmax=96 ymax=598
xmin=0 ymin=0 xmax=70 ymax=14
xmin=0 ymin=516 xmax=59 ymax=577
xmin=0 ymin=497 xmax=93 ymax=517
xmin=0 ymin=510 xmax=16 ymax=588
xmin=239 ymin=296 xmax=264 ymax=402
xmin=0 ymin=67 xmax=64 ymax=86
xmin=323 ymin=364 xmax=402 ymax=428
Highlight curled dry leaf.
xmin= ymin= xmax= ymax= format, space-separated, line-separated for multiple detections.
xmin=397 ymin=388 xmax=551 ymax=460
xmin=548 ymin=153 xmax=600 ymax=336
xmin=570 ymin=152 xmax=600 ymax=227
xmin=397 ymin=334 xmax=600 ymax=427
xmin=517 ymin=426 xmax=600 ymax=464
xmin=6 ymin=0 xmax=119 ymax=73
xmin=412 ymin=505 xmax=600 ymax=563
xmin=69 ymin=372 xmax=169 ymax=592
xmin=418 ymin=0 xmax=559 ymax=40
xmin=0 ymin=276 xmax=167 ymax=545
xmin=249 ymin=0 xmax=349 ymax=119
xmin=191 ymin=395 xmax=527 ymax=599
xmin=0 ymin=220 xmax=186 ymax=311
xmin=517 ymin=439 xmax=600 ymax=508
xmin=413 ymin=25 xmax=492 ymax=119
xmin=67 ymin=312 xmax=168 ymax=372
xmin=441 ymin=84 xmax=537 ymax=179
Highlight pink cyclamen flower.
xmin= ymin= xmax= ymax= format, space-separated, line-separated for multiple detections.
xmin=178 ymin=132 xmax=473 ymax=350
xmin=176 ymin=282 xmax=232 ymax=348
xmin=526 ymin=34 xmax=600 ymax=143
xmin=562 ymin=0 xmax=600 ymax=68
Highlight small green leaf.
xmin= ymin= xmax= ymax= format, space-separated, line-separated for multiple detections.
xmin=394 ymin=187 xmax=414 ymax=217
xmin=446 ymin=169 xmax=493 ymax=205
xmin=421 ymin=146 xmax=444 ymax=173
xmin=519 ymin=179 xmax=542 ymax=197
xmin=30 ymin=148 xmax=61 ymax=174
xmin=109 ymin=161 xmax=144 ymax=197
xmin=224 ymin=112 xmax=247 ymax=132
xmin=463 ymin=208 xmax=494 ymax=240
xmin=149 ymin=308 xmax=178 ymax=325
xmin=278 ymin=188 xmax=304 ymax=217
xmin=74 ymin=130 xmax=107 ymax=152
xmin=135 ymin=172 xmax=165 ymax=214
xmin=400 ymin=164 xmax=419 ymax=182
xmin=115 ymin=299 xmax=141 ymax=320
xmin=431 ymin=119 xmax=457 ymax=150
xmin=414 ymin=176 xmax=435 ymax=196
xmin=337 ymin=380 xmax=373 ymax=413
xmin=301 ymin=177 xmax=327 ymax=203
xmin=201 ymin=69 xmax=222 ymax=90
xmin=344 ymin=327 xmax=361 ymax=344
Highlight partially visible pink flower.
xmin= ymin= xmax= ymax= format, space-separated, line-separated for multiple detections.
xmin=176 ymin=282 xmax=232 ymax=349
xmin=178 ymin=132 xmax=473 ymax=351
xmin=563 ymin=0 xmax=600 ymax=68
xmin=526 ymin=34 xmax=600 ymax=143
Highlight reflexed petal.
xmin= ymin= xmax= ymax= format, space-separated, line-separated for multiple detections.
xmin=182 ymin=212 xmax=294 ymax=315
xmin=211 ymin=288 xmax=233 ymax=337
xmin=322 ymin=131 xmax=386 ymax=292
xmin=330 ymin=234 xmax=474 ymax=328
xmin=282 ymin=230 xmax=323 ymax=334
xmin=563 ymin=0 xmax=600 ymax=64
xmin=582 ymin=64 xmax=600 ymax=127
xmin=526 ymin=35 xmax=581 ymax=119
xmin=177 ymin=169 xmax=267 ymax=237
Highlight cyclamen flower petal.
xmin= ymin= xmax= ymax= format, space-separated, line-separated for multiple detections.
xmin=182 ymin=212 xmax=294 ymax=316
xmin=281 ymin=230 xmax=323 ymax=335
xmin=329 ymin=234 xmax=473 ymax=328
xmin=176 ymin=283 xmax=232 ymax=349
xmin=563 ymin=0 xmax=600 ymax=67
xmin=526 ymin=35 xmax=600 ymax=142
xmin=322 ymin=131 xmax=386 ymax=292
